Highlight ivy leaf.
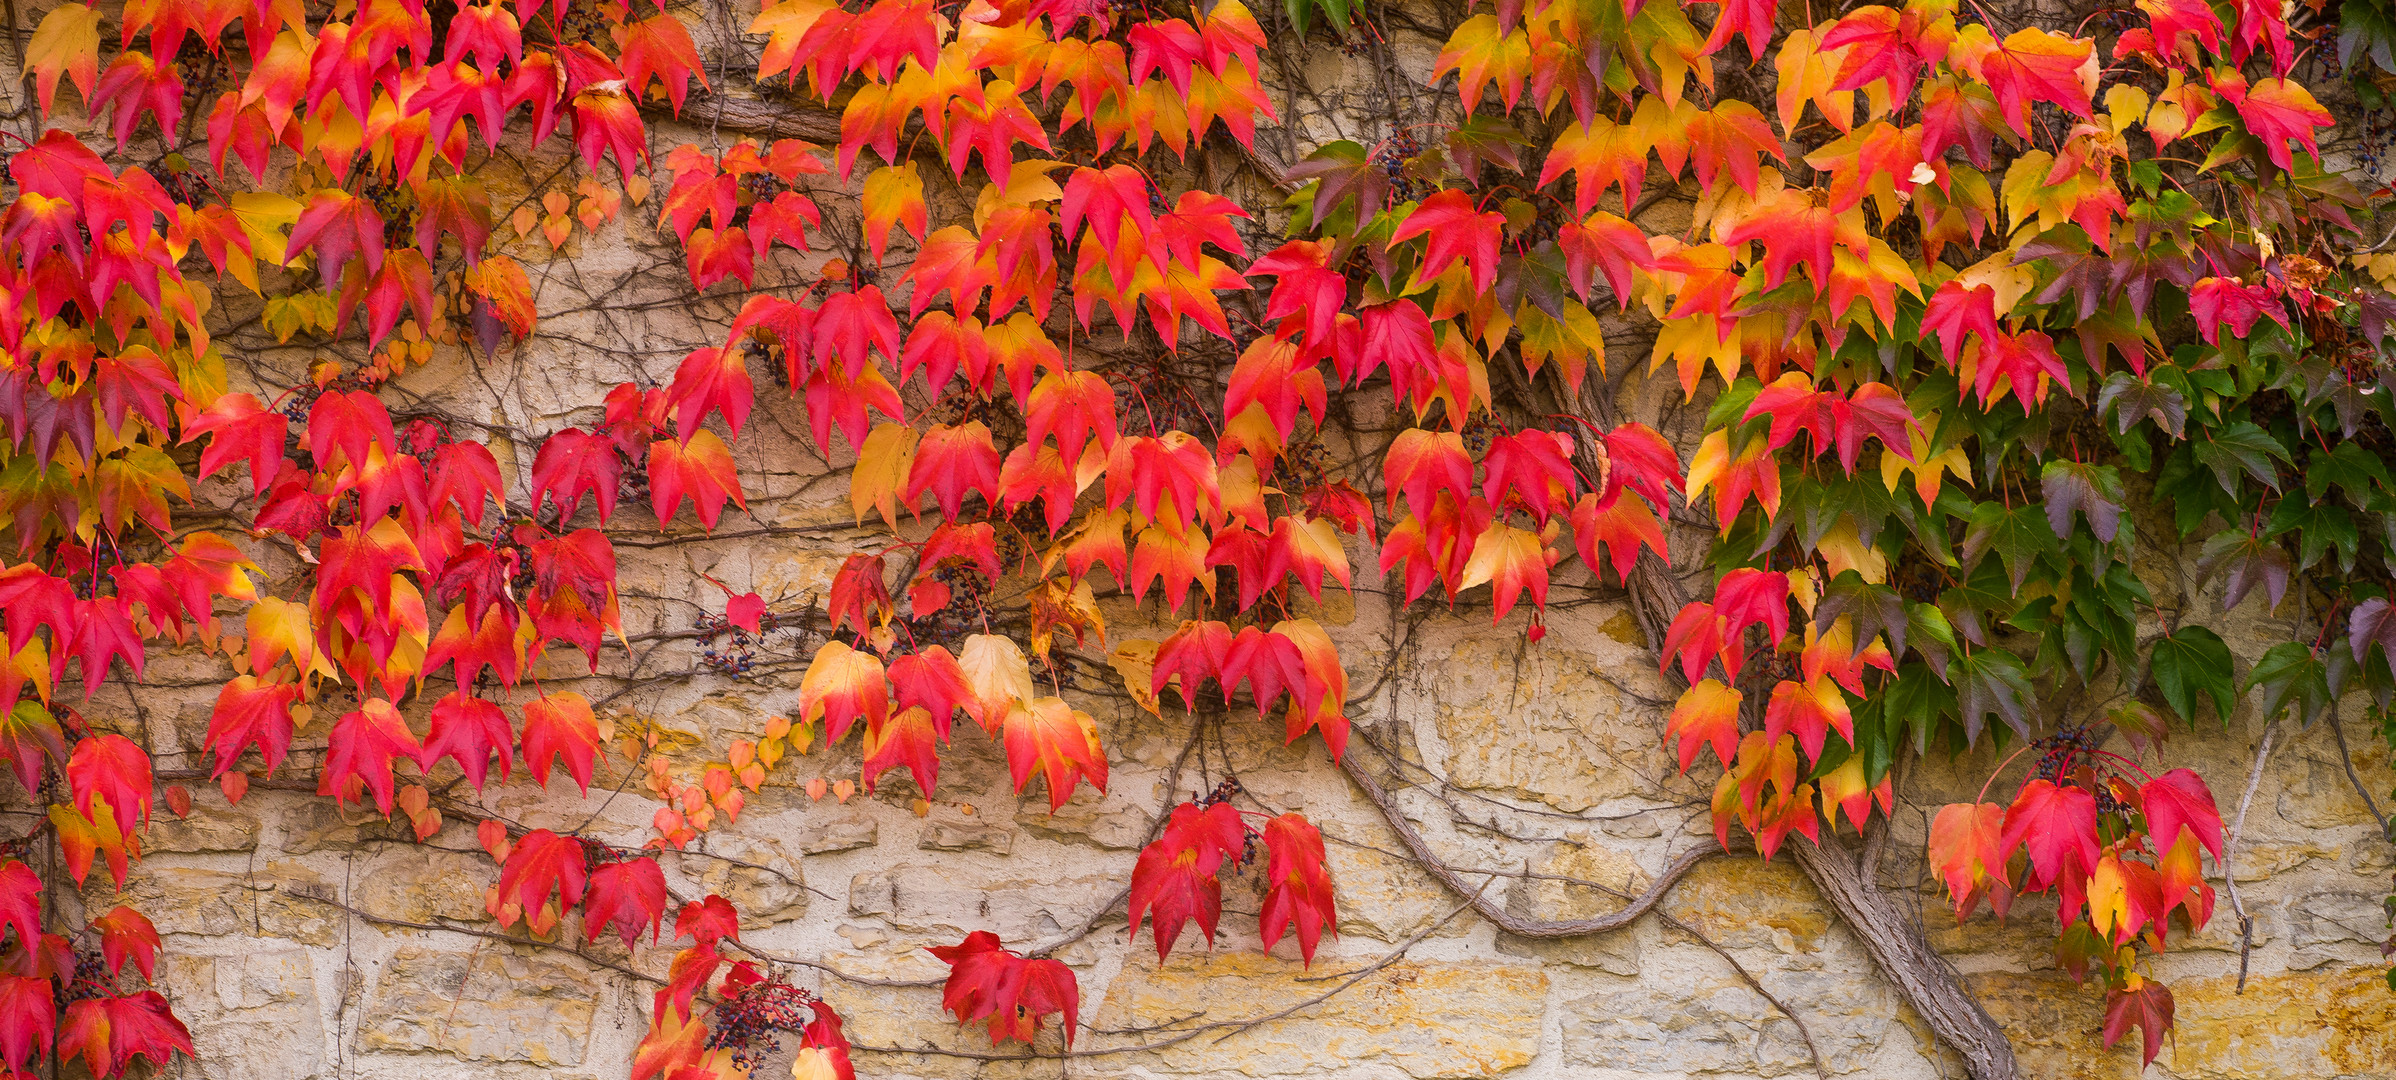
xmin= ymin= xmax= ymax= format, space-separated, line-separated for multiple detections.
xmin=2147 ymin=625 xmax=2236 ymax=723
xmin=928 ymin=931 xmax=1081 ymax=1048
xmin=1258 ymin=813 xmax=1338 ymax=965
xmin=1962 ymin=502 xmax=2057 ymax=595
xmin=1952 ymin=647 xmax=2034 ymax=743
xmin=2040 ymin=460 xmax=2125 ymax=542
xmin=2101 ymin=978 xmax=2176 ymax=1067
xmin=2349 ymin=597 xmax=2396 ymax=675
xmin=2188 ymin=420 xmax=2289 ymax=496
xmin=2196 ymin=530 xmax=2291 ymax=612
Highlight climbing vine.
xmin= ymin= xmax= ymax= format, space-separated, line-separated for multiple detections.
xmin=0 ymin=0 xmax=2383 ymax=1077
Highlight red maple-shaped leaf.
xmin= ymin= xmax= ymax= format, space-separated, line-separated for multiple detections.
xmin=1128 ymin=801 xmax=1248 ymax=959
xmin=584 ymin=857 xmax=668 ymax=948
xmin=67 ymin=733 xmax=151 ymax=831
xmin=1928 ymin=801 xmax=2013 ymax=920
xmin=530 ymin=428 xmax=622 ymax=524
xmin=827 ymin=553 xmax=893 ymax=637
xmin=0 ymin=860 xmax=39 ymax=953
xmin=2102 ymin=977 xmax=2175 ymax=1067
xmin=522 ymin=691 xmax=601 ymax=795
xmin=1258 ymin=813 xmax=1337 ymax=965
xmin=1763 ymin=676 xmax=1854 ymax=762
xmin=799 ymin=640 xmax=889 ymax=744
xmin=2225 ymin=76 xmax=2331 ymax=172
xmin=319 ymin=698 xmax=422 ymax=816
xmin=1570 ymin=489 xmax=1668 ymax=584
xmin=889 ymin=647 xmax=974 ymax=735
xmin=422 ymin=691 xmax=514 ymax=792
xmin=0 ymin=972 xmax=54 ymax=1070
xmin=495 ymin=829 xmax=587 ymax=923
xmin=203 ymin=675 xmax=301 ymax=779
xmin=2139 ymin=768 xmax=2223 ymax=861
xmin=653 ymin=941 xmax=722 ymax=1024
xmin=89 ymin=906 xmax=159 ymax=981
xmin=1002 ymin=697 xmax=1107 ymax=811
xmin=180 ymin=392 xmax=286 ymax=494
xmin=929 ymin=931 xmax=1081 ymax=1048
xmin=862 ymin=705 xmax=942 ymax=795
xmin=648 ymin=431 xmax=747 ymax=529
xmin=1391 ymin=189 xmax=1503 ymax=295
xmin=666 ymin=345 xmax=755 ymax=441
xmin=2002 ymin=779 xmax=2100 ymax=890
xmin=675 ymin=895 xmax=741 ymax=945
xmin=94 ymin=990 xmax=193 ymax=1076
xmin=1384 ymin=428 xmax=1474 ymax=519
xmin=904 ymin=421 xmax=1001 ymax=521
xmin=1665 ymin=679 xmax=1743 ymax=772
xmin=1481 ymin=431 xmax=1578 ymax=523
xmin=1976 ymin=29 xmax=2094 ymax=136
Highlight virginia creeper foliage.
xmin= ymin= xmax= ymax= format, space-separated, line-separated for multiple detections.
xmin=0 ymin=0 xmax=2383 ymax=1070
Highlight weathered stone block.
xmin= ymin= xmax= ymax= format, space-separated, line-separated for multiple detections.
xmin=357 ymin=945 xmax=600 ymax=1066
xmin=164 ymin=949 xmax=325 ymax=1080
xmin=1092 ymin=952 xmax=1547 ymax=1078
xmin=692 ymin=830 xmax=808 ymax=923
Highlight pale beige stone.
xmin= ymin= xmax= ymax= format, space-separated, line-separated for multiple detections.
xmin=88 ymin=863 xmax=341 ymax=946
xmin=357 ymin=945 xmax=600 ymax=1066
xmin=692 ymin=829 xmax=808 ymax=923
xmin=1091 ymin=951 xmax=1547 ymax=1078
xmin=1428 ymin=634 xmax=1675 ymax=812
xmin=164 ymin=949 xmax=326 ymax=1080
xmin=353 ymin=849 xmax=491 ymax=925
xmin=1563 ymin=969 xmax=1897 ymax=1075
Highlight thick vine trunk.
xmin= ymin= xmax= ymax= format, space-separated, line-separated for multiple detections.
xmin=1791 ymin=834 xmax=2020 ymax=1079
xmin=1560 ymin=379 xmax=2022 ymax=1080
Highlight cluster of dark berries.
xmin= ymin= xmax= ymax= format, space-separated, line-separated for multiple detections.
xmin=706 ymin=980 xmax=823 ymax=1071
xmin=1460 ymin=413 xmax=1497 ymax=456
xmin=64 ymin=949 xmax=114 ymax=1002
xmin=694 ymin=614 xmax=763 ymax=678
xmin=1377 ymin=132 xmax=1428 ymax=201
xmin=1270 ymin=437 xmax=1335 ymax=497
xmin=2030 ymin=725 xmax=2102 ymax=783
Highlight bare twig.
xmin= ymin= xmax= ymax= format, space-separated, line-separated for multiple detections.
xmin=2223 ymin=719 xmax=2282 ymax=992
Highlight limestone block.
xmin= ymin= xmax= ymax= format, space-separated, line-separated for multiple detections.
xmin=357 ymin=945 xmax=600 ymax=1065
xmin=1014 ymin=781 xmax=1156 ymax=849
xmin=145 ymin=803 xmax=262 ymax=854
xmin=1563 ymin=970 xmax=1896 ymax=1076
xmin=1091 ymin=951 xmax=1547 ymax=1078
xmin=163 ymin=949 xmax=326 ymax=1080
xmin=789 ymin=810 xmax=880 ymax=854
xmin=353 ymin=850 xmax=491 ymax=925
xmin=1326 ymin=840 xmax=1476 ymax=942
xmin=1427 ymin=634 xmax=1674 ymax=812
xmin=847 ymin=863 xmax=1117 ymax=936
xmin=1495 ymin=842 xmax=1650 ymax=974
xmin=692 ymin=830 xmax=808 ymax=923
xmin=89 ymin=863 xmax=341 ymax=946
xmin=919 ymin=819 xmax=1015 ymax=853
xmin=1667 ymin=856 xmax=1833 ymax=954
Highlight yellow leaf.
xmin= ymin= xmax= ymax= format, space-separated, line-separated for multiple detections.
xmin=1107 ymin=639 xmax=1162 ymax=716
xmin=25 ymin=3 xmax=101 ymax=113
xmin=849 ymin=422 xmax=918 ymax=530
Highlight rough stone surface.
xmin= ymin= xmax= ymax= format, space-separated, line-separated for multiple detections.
xmin=164 ymin=949 xmax=327 ymax=1080
xmin=1094 ymin=952 xmax=1548 ymax=1077
xmin=357 ymin=945 xmax=601 ymax=1065
xmin=36 ymin=39 xmax=2396 ymax=1080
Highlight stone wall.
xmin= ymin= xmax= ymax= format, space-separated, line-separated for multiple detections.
xmin=19 ymin=13 xmax=2396 ymax=1080
xmin=82 ymin=342 xmax=2396 ymax=1080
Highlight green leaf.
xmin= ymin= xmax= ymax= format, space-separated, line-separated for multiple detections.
xmin=2095 ymin=371 xmax=2187 ymax=437
xmin=2040 ymin=460 xmax=2125 ymax=542
xmin=2148 ymin=625 xmax=2236 ymax=723
xmin=1953 ymin=647 xmax=2034 ymax=744
xmin=2243 ymin=641 xmax=2330 ymax=727
xmin=2189 ymin=420 xmax=2290 ymax=496
xmin=1962 ymin=502 xmax=2058 ymax=595
xmin=2304 ymin=440 xmax=2394 ymax=502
